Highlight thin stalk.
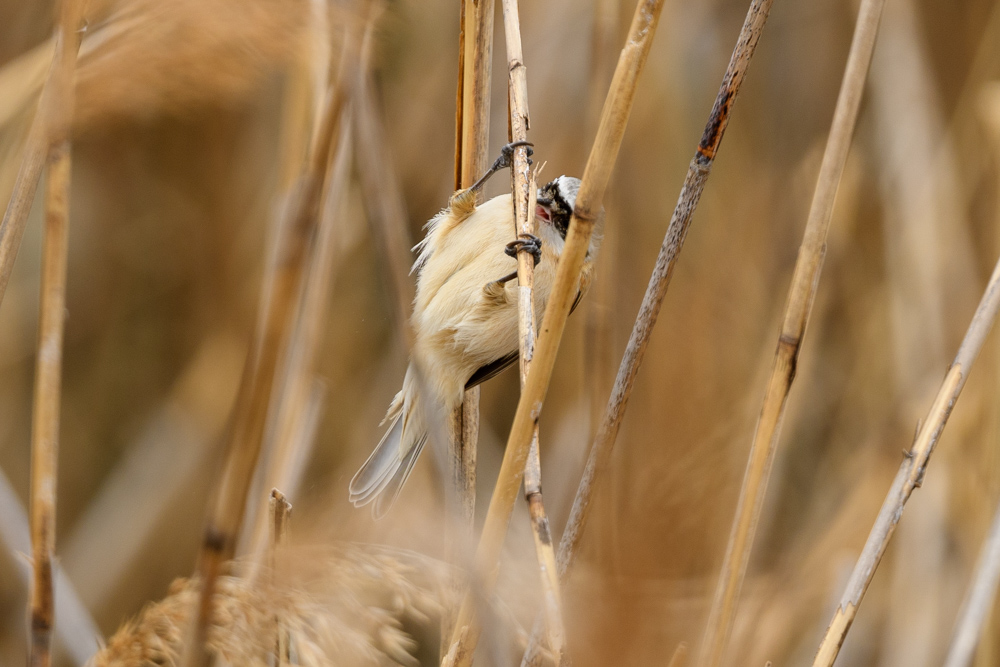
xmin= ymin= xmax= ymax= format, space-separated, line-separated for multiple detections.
xmin=244 ymin=111 xmax=352 ymax=568
xmin=268 ymin=489 xmax=291 ymax=667
xmin=697 ymin=1 xmax=886 ymax=664
xmin=0 ymin=468 xmax=101 ymax=665
xmin=181 ymin=29 xmax=355 ymax=667
xmin=500 ymin=0 xmax=566 ymax=659
xmin=0 ymin=31 xmax=77 ymax=311
xmin=442 ymin=2 xmax=665 ymax=664
xmin=442 ymin=0 xmax=493 ymax=651
xmin=452 ymin=0 xmax=495 ymax=534
xmin=28 ymin=1 xmax=81 ymax=665
xmin=812 ymin=254 xmax=1000 ymax=667
xmin=239 ymin=12 xmax=337 ymax=561
xmin=520 ymin=0 xmax=773 ymax=663
xmin=944 ymin=491 xmax=1000 ymax=667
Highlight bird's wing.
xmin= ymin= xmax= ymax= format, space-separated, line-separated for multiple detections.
xmin=463 ymin=289 xmax=584 ymax=390
xmin=465 ymin=351 xmax=519 ymax=390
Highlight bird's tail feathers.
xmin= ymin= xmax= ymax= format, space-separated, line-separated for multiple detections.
xmin=349 ymin=385 xmax=427 ymax=518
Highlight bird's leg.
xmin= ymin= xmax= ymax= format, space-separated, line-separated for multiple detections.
xmin=505 ymin=233 xmax=542 ymax=267
xmin=468 ymin=141 xmax=534 ymax=193
xmin=452 ymin=142 xmax=535 ymax=220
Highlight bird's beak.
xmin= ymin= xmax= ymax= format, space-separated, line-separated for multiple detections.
xmin=535 ymin=203 xmax=552 ymax=222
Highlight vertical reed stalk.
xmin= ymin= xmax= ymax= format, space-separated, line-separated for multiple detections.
xmin=500 ymin=0 xmax=565 ymax=659
xmin=451 ymin=0 xmax=495 ymax=535
xmin=812 ymin=254 xmax=1000 ymax=666
xmin=442 ymin=0 xmax=493 ymax=651
xmin=28 ymin=1 xmax=81 ymax=665
xmin=520 ymin=1 xmax=773 ymax=663
xmin=443 ymin=2 xmax=665 ymax=665
xmin=181 ymin=27 xmax=355 ymax=667
xmin=697 ymin=1 xmax=886 ymax=664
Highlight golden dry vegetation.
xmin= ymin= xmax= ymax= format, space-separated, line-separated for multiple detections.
xmin=3 ymin=0 xmax=1000 ymax=665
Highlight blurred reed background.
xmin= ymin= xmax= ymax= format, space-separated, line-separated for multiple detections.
xmin=2 ymin=0 xmax=1000 ymax=664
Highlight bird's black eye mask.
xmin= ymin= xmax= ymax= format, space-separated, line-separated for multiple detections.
xmin=537 ymin=179 xmax=573 ymax=239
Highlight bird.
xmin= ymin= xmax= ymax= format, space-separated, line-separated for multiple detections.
xmin=349 ymin=142 xmax=601 ymax=517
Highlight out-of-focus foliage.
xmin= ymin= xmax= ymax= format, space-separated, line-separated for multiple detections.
xmin=2 ymin=0 xmax=1000 ymax=664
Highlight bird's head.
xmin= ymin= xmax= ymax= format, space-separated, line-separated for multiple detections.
xmin=535 ymin=175 xmax=602 ymax=259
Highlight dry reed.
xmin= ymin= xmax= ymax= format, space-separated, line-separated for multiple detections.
xmin=181 ymin=19 xmax=357 ymax=667
xmin=697 ymin=1 xmax=886 ymax=664
xmin=90 ymin=545 xmax=455 ymax=667
xmin=500 ymin=0 xmax=565 ymax=657
xmin=522 ymin=0 xmax=773 ymax=663
xmin=443 ymin=1 xmax=665 ymax=664
xmin=0 ymin=467 xmax=101 ymax=665
xmin=27 ymin=1 xmax=82 ymax=665
xmin=812 ymin=254 xmax=1000 ymax=665
xmin=448 ymin=0 xmax=496 ymax=543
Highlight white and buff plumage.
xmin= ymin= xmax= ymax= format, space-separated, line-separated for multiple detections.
xmin=350 ymin=168 xmax=599 ymax=517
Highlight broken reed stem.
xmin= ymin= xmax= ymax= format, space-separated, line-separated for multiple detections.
xmin=181 ymin=30 xmax=354 ymax=667
xmin=697 ymin=1 xmax=885 ymax=665
xmin=812 ymin=254 xmax=1000 ymax=667
xmin=944 ymin=491 xmax=1000 ymax=667
xmin=268 ymin=490 xmax=291 ymax=667
xmin=442 ymin=2 xmax=665 ymax=664
xmin=500 ymin=0 xmax=566 ymax=660
xmin=520 ymin=1 xmax=773 ymax=664
xmin=28 ymin=2 xmax=81 ymax=666
xmin=267 ymin=489 xmax=291 ymax=567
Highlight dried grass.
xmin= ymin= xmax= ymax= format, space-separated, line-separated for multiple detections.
xmin=89 ymin=545 xmax=456 ymax=667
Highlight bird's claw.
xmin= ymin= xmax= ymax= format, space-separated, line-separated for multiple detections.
xmin=492 ymin=141 xmax=534 ymax=172
xmin=505 ymin=233 xmax=542 ymax=267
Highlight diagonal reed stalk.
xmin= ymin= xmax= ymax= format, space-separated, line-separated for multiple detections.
xmin=500 ymin=0 xmax=565 ymax=658
xmin=442 ymin=1 xmax=665 ymax=664
xmin=520 ymin=0 xmax=773 ymax=663
xmin=180 ymin=20 xmax=358 ymax=667
xmin=240 ymin=9 xmax=335 ymax=563
xmin=812 ymin=254 xmax=1000 ymax=666
xmin=944 ymin=488 xmax=1000 ymax=667
xmin=697 ymin=1 xmax=886 ymax=664
xmin=27 ymin=1 xmax=82 ymax=665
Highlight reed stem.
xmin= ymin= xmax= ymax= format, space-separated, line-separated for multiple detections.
xmin=697 ymin=1 xmax=886 ymax=664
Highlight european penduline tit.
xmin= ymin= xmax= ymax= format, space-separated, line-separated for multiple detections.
xmin=349 ymin=142 xmax=601 ymax=517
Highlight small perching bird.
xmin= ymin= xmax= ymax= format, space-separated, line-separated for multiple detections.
xmin=349 ymin=143 xmax=600 ymax=517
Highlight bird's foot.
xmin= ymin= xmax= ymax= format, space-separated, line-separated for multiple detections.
xmin=505 ymin=233 xmax=542 ymax=267
xmin=468 ymin=141 xmax=534 ymax=193
xmin=492 ymin=140 xmax=534 ymax=172
xmin=484 ymin=270 xmax=518 ymax=299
